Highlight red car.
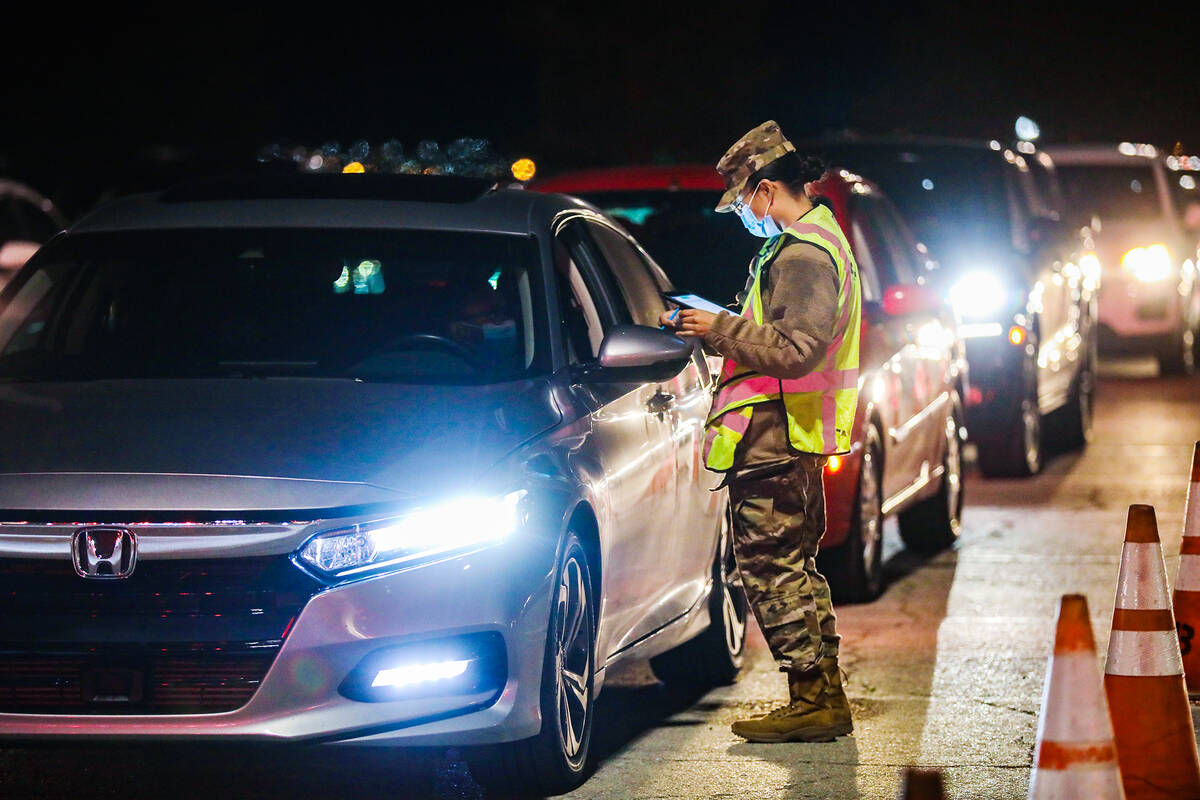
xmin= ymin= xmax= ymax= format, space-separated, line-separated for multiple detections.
xmin=537 ymin=166 xmax=968 ymax=600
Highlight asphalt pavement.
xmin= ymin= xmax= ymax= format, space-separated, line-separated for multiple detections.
xmin=2 ymin=356 xmax=1198 ymax=799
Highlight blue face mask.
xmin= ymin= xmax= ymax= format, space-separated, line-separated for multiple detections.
xmin=736 ymin=184 xmax=784 ymax=239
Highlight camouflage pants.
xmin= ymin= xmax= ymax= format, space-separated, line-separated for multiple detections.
xmin=727 ymin=455 xmax=839 ymax=673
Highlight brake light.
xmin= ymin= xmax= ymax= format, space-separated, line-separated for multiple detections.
xmin=826 ymin=456 xmax=843 ymax=474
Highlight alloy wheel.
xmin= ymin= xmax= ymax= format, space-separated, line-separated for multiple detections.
xmin=944 ymin=414 xmax=963 ymax=534
xmin=859 ymin=439 xmax=883 ymax=577
xmin=555 ymin=554 xmax=592 ymax=769
xmin=1021 ymin=398 xmax=1041 ymax=474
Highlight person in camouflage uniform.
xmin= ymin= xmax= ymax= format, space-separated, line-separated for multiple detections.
xmin=661 ymin=121 xmax=858 ymax=743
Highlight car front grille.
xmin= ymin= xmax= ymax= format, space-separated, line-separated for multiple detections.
xmin=0 ymin=555 xmax=320 ymax=715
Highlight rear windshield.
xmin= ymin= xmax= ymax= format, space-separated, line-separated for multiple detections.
xmin=1055 ymin=163 xmax=1164 ymax=222
xmin=815 ymin=145 xmax=1018 ymax=262
xmin=0 ymin=228 xmax=547 ymax=384
xmin=578 ymin=190 xmax=757 ymax=304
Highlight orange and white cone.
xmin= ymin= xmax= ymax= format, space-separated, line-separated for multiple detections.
xmin=1028 ymin=594 xmax=1124 ymax=799
xmin=1105 ymin=504 xmax=1200 ymax=800
xmin=898 ymin=767 xmax=946 ymax=799
xmin=1172 ymin=442 xmax=1200 ymax=698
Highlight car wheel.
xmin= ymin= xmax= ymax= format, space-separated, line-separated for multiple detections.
xmin=1158 ymin=318 xmax=1196 ymax=376
xmin=1056 ymin=349 xmax=1095 ymax=449
xmin=824 ymin=423 xmax=885 ymax=603
xmin=899 ymin=403 xmax=964 ymax=553
xmin=468 ymin=530 xmax=595 ymax=797
xmin=650 ymin=507 xmax=747 ymax=687
xmin=976 ymin=364 xmax=1042 ymax=478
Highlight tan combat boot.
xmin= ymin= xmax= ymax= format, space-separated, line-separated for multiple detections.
xmin=730 ymin=663 xmax=853 ymax=743
xmin=819 ymin=656 xmax=853 ymax=733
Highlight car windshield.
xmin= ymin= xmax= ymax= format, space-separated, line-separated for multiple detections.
xmin=1055 ymin=163 xmax=1164 ymax=222
xmin=579 ymin=190 xmax=758 ymax=304
xmin=816 ymin=145 xmax=1018 ymax=264
xmin=0 ymin=228 xmax=546 ymax=384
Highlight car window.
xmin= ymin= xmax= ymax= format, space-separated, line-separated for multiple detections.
xmin=553 ymin=232 xmax=607 ymax=363
xmin=1055 ymin=162 xmax=1170 ymax=223
xmin=578 ymin=190 xmax=754 ymax=304
xmin=584 ymin=220 xmax=669 ymax=327
xmin=0 ymin=228 xmax=548 ymax=385
xmin=848 ymin=198 xmax=897 ymax=297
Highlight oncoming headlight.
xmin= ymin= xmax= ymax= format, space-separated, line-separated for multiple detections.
xmin=1122 ymin=244 xmax=1173 ymax=283
xmin=297 ymin=490 xmax=528 ymax=580
xmin=948 ymin=271 xmax=1008 ymax=319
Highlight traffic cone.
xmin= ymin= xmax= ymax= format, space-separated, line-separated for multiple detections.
xmin=1028 ymin=594 xmax=1124 ymax=799
xmin=1172 ymin=442 xmax=1200 ymax=698
xmin=898 ymin=767 xmax=945 ymax=799
xmin=1105 ymin=504 xmax=1200 ymax=800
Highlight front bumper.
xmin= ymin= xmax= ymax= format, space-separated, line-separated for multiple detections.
xmin=1098 ymin=275 xmax=1182 ymax=339
xmin=0 ymin=541 xmax=556 ymax=747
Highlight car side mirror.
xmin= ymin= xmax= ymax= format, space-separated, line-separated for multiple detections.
xmin=585 ymin=324 xmax=693 ymax=383
xmin=882 ymin=284 xmax=942 ymax=317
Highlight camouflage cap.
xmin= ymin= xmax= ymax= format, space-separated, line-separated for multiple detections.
xmin=714 ymin=120 xmax=796 ymax=213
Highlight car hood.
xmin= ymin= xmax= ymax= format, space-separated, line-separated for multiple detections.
xmin=0 ymin=378 xmax=561 ymax=513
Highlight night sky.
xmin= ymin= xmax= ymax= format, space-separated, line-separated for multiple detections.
xmin=4 ymin=3 xmax=1198 ymax=214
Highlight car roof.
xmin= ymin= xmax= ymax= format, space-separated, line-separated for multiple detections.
xmin=68 ymin=174 xmax=593 ymax=237
xmin=799 ymin=133 xmax=1004 ymax=153
xmin=535 ymin=164 xmax=724 ymax=193
xmin=1041 ymin=142 xmax=1162 ymax=166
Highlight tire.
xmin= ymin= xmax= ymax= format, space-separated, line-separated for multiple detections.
xmin=1056 ymin=347 xmax=1095 ymax=450
xmin=650 ymin=508 xmax=748 ymax=687
xmin=1158 ymin=318 xmax=1196 ymax=376
xmin=898 ymin=403 xmax=965 ymax=553
xmin=976 ymin=360 xmax=1042 ymax=478
xmin=823 ymin=423 xmax=885 ymax=603
xmin=468 ymin=531 xmax=596 ymax=798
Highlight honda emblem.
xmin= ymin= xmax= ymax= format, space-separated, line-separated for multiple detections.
xmin=72 ymin=528 xmax=137 ymax=579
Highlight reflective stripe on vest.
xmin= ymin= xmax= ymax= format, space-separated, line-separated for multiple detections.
xmin=704 ymin=203 xmax=862 ymax=471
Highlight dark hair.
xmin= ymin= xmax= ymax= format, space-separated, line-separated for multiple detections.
xmin=745 ymin=152 xmax=827 ymax=195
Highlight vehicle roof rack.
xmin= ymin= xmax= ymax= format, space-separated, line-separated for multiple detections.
xmin=159 ymin=173 xmax=497 ymax=204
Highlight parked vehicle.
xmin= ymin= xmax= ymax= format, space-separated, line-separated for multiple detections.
xmin=0 ymin=179 xmax=66 ymax=280
xmin=807 ymin=136 xmax=1098 ymax=477
xmin=537 ymin=166 xmax=968 ymax=600
xmin=1045 ymin=142 xmax=1199 ymax=374
xmin=0 ymin=173 xmax=747 ymax=796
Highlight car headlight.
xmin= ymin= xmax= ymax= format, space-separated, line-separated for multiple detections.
xmin=297 ymin=490 xmax=527 ymax=580
xmin=948 ymin=271 xmax=1008 ymax=319
xmin=1122 ymin=244 xmax=1173 ymax=283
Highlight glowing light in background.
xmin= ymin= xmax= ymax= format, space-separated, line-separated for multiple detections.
xmin=921 ymin=179 xmax=934 ymax=190
xmin=342 ymin=161 xmax=366 ymax=173
xmin=1015 ymin=116 xmax=1040 ymax=141
xmin=511 ymin=158 xmax=537 ymax=182
xmin=1182 ymin=175 xmax=1197 ymax=190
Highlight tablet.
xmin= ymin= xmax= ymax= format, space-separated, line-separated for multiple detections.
xmin=662 ymin=292 xmax=733 ymax=316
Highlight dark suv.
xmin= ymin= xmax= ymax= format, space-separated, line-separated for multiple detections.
xmin=805 ymin=136 xmax=1098 ymax=476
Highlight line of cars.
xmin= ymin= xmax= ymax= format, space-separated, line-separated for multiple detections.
xmin=0 ymin=133 xmax=1193 ymax=796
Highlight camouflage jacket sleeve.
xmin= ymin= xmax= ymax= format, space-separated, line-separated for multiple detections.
xmin=703 ymin=241 xmax=838 ymax=380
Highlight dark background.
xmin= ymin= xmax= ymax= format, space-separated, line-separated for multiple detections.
xmin=4 ymin=3 xmax=1198 ymax=214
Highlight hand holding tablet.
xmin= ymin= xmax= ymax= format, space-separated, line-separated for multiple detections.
xmin=662 ymin=292 xmax=733 ymax=316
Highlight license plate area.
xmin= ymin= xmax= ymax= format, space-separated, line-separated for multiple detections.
xmin=81 ymin=667 xmax=144 ymax=705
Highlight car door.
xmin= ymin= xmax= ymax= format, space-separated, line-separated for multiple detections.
xmin=581 ymin=219 xmax=714 ymax=639
xmin=875 ymin=196 xmax=957 ymax=461
xmin=849 ymin=195 xmax=926 ymax=500
xmin=552 ymin=216 xmax=678 ymax=658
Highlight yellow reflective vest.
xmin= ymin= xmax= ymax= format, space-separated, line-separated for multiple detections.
xmin=704 ymin=203 xmax=861 ymax=471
